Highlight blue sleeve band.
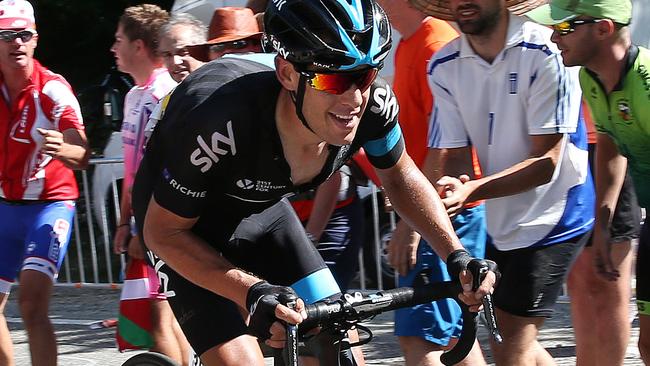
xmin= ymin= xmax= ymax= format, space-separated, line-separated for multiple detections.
xmin=363 ymin=123 xmax=402 ymax=157
xmin=291 ymin=268 xmax=341 ymax=304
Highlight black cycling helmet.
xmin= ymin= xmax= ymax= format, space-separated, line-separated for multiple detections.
xmin=263 ymin=0 xmax=392 ymax=72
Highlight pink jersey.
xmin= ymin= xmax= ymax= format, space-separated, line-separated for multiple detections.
xmin=0 ymin=60 xmax=84 ymax=201
xmin=121 ymin=68 xmax=176 ymax=190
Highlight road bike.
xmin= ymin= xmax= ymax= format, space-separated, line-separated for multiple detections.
xmin=121 ymin=260 xmax=501 ymax=366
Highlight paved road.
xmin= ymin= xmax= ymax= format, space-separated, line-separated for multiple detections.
xmin=6 ymin=286 xmax=644 ymax=365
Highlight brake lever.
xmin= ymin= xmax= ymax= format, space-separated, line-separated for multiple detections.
xmin=469 ymin=260 xmax=503 ymax=344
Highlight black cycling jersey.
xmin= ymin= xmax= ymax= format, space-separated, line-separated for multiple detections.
xmin=133 ymin=58 xmax=404 ymax=249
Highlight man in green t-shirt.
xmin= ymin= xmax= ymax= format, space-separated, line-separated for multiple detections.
xmin=528 ymin=0 xmax=650 ymax=363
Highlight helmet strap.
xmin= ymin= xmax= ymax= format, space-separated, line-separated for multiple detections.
xmin=290 ymin=73 xmax=317 ymax=135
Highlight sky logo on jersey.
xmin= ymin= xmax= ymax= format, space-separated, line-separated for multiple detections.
xmin=370 ymin=85 xmax=399 ymax=123
xmin=190 ymin=121 xmax=237 ymax=173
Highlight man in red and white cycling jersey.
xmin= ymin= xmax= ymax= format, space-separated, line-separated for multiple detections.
xmin=0 ymin=1 xmax=88 ymax=365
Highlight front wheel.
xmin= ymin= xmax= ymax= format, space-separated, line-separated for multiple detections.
xmin=121 ymin=352 xmax=180 ymax=366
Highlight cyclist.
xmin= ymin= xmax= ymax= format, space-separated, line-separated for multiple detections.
xmin=132 ymin=0 xmax=497 ymax=365
xmin=527 ymin=0 xmax=650 ymax=362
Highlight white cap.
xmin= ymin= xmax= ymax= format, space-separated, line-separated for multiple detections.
xmin=0 ymin=0 xmax=35 ymax=30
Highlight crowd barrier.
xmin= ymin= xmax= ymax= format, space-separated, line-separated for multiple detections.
xmin=58 ymin=157 xmax=396 ymax=290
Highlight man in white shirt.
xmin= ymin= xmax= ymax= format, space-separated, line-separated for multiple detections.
xmin=409 ymin=0 xmax=595 ymax=364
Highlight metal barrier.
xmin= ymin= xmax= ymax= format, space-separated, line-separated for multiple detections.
xmin=59 ymin=157 xmax=125 ymax=287
xmin=59 ymin=157 xmax=394 ymax=290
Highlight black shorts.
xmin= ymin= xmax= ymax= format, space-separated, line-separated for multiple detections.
xmin=486 ymin=233 xmax=588 ymax=318
xmin=637 ymin=218 xmax=650 ymax=313
xmin=586 ymin=144 xmax=641 ymax=244
xmin=148 ymin=199 xmax=341 ymax=356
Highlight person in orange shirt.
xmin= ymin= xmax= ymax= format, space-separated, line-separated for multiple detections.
xmin=379 ymin=0 xmax=488 ymax=365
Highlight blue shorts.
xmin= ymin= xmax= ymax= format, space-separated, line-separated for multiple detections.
xmin=0 ymin=200 xmax=76 ymax=294
xmin=394 ymin=204 xmax=486 ymax=346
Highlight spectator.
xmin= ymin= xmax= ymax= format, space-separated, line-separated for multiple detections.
xmin=378 ymin=1 xmax=487 ymax=365
xmin=527 ymin=0 xmax=650 ymax=362
xmin=0 ymin=1 xmax=88 ymax=365
xmin=158 ymin=13 xmax=207 ymax=84
xmin=110 ymin=4 xmax=183 ymax=365
xmin=245 ymin=0 xmax=267 ymax=29
xmin=409 ymin=0 xmax=595 ymax=364
xmin=143 ymin=13 xmax=208 ymax=154
xmin=187 ymin=7 xmax=262 ymax=62
xmin=568 ymin=101 xmax=640 ymax=366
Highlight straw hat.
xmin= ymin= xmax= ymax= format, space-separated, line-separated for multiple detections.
xmin=407 ymin=0 xmax=548 ymax=21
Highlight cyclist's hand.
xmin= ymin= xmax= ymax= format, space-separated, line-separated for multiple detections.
xmin=593 ymin=226 xmax=619 ymax=281
xmin=387 ymin=222 xmax=421 ymax=276
xmin=266 ymin=299 xmax=306 ymax=348
xmin=246 ymin=281 xmax=306 ymax=345
xmin=113 ymin=225 xmax=130 ymax=254
xmin=458 ymin=268 xmax=496 ymax=312
xmin=447 ymin=250 xmax=499 ymax=312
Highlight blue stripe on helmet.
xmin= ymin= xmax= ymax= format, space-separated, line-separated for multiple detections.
xmin=337 ymin=26 xmax=383 ymax=70
xmin=369 ymin=16 xmax=382 ymax=63
xmin=330 ymin=0 xmax=386 ymax=71
xmin=335 ymin=0 xmax=365 ymax=31
xmin=338 ymin=26 xmax=361 ymax=61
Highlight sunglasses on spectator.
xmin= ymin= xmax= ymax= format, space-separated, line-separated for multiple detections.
xmin=0 ymin=30 xmax=36 ymax=43
xmin=301 ymin=68 xmax=378 ymax=95
xmin=552 ymin=19 xmax=604 ymax=36
xmin=209 ymin=39 xmax=252 ymax=53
